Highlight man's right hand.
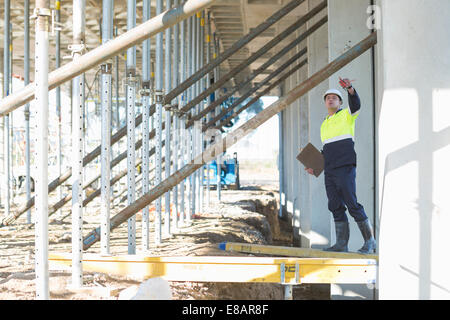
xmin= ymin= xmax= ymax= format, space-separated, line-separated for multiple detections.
xmin=305 ymin=168 xmax=314 ymax=175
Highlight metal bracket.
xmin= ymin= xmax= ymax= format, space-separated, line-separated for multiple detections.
xmin=51 ymin=10 xmax=63 ymax=36
xmin=280 ymin=263 xmax=301 ymax=285
xmin=31 ymin=7 xmax=52 ymax=32
xmin=123 ymin=75 xmax=140 ymax=87
xmin=68 ymin=43 xmax=87 ymax=57
xmin=101 ymin=63 xmax=112 ymax=75
xmin=24 ymin=110 xmax=30 ymax=121
xmin=154 ymin=90 xmax=164 ymax=104
xmin=30 ymin=7 xmax=52 ymax=20
xmin=176 ymin=109 xmax=189 ymax=117
xmin=140 ymin=81 xmax=151 ymax=96
xmin=140 ymin=88 xmax=151 ymax=97
xmin=164 ymin=103 xmax=180 ymax=113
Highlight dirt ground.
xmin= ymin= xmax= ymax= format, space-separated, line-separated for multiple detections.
xmin=0 ymin=179 xmax=329 ymax=300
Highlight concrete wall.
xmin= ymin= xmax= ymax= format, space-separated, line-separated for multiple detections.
xmin=327 ymin=0 xmax=376 ymax=300
xmin=377 ymin=0 xmax=450 ymax=299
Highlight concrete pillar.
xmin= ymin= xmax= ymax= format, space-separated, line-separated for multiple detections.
xmin=377 ymin=0 xmax=450 ymax=299
xmin=296 ymin=25 xmax=311 ymax=248
xmin=327 ymin=0 xmax=376 ymax=300
xmin=306 ymin=0 xmax=329 ymax=248
xmin=288 ymin=32 xmax=306 ymax=246
xmin=289 ymin=49 xmax=300 ymax=245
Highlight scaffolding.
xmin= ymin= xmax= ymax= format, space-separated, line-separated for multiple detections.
xmin=0 ymin=0 xmax=378 ymax=300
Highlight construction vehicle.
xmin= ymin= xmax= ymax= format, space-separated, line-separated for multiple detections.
xmin=204 ymin=152 xmax=240 ymax=190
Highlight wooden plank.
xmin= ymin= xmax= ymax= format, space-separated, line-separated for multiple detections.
xmin=219 ymin=242 xmax=379 ymax=261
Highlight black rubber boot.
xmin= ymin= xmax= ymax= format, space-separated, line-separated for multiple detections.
xmin=356 ymin=218 xmax=376 ymax=254
xmin=324 ymin=221 xmax=349 ymax=252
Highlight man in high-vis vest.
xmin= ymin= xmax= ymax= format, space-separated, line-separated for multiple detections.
xmin=305 ymin=78 xmax=376 ymax=254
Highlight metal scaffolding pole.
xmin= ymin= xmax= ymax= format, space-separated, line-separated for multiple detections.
xmin=114 ymin=26 xmax=120 ymax=133
xmin=24 ymin=0 xmax=31 ymax=224
xmin=82 ymin=31 xmax=377 ymax=250
xmin=9 ymin=30 xmax=14 ymax=210
xmin=172 ymin=0 xmax=180 ymax=230
xmin=197 ymin=11 xmax=204 ymax=215
xmin=186 ymin=15 xmax=193 ymax=224
xmin=71 ymin=0 xmax=86 ymax=289
xmin=164 ymin=0 xmax=172 ymax=237
xmin=190 ymin=14 xmax=196 ymax=219
xmin=205 ymin=11 xmax=211 ymax=207
xmin=33 ymin=0 xmax=50 ymax=300
xmin=141 ymin=0 xmax=151 ymax=250
xmin=100 ymin=0 xmax=113 ymax=255
xmin=155 ymin=0 xmax=164 ymax=244
xmin=179 ymin=13 xmax=186 ymax=225
xmin=114 ymin=26 xmax=120 ymax=190
xmin=213 ymin=34 xmax=221 ymax=201
xmin=3 ymin=0 xmax=11 ymax=219
xmin=194 ymin=12 xmax=200 ymax=216
xmin=55 ymin=0 xmax=62 ymax=219
xmin=126 ymin=0 xmax=137 ymax=255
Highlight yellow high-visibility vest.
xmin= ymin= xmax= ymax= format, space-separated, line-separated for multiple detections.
xmin=320 ymin=107 xmax=360 ymax=145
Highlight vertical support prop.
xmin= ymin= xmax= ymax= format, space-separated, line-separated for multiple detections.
xmin=179 ymin=14 xmax=186 ymax=225
xmin=141 ymin=0 xmax=151 ymax=250
xmin=100 ymin=0 xmax=113 ymax=255
xmin=24 ymin=0 xmax=32 ymax=224
xmin=164 ymin=0 xmax=172 ymax=237
xmin=213 ymin=34 xmax=222 ymax=202
xmin=55 ymin=0 xmax=62 ymax=218
xmin=205 ymin=11 xmax=211 ymax=208
xmin=33 ymin=0 xmax=51 ymax=299
xmin=126 ymin=0 xmax=137 ymax=255
xmin=172 ymin=0 xmax=180 ymax=231
xmin=190 ymin=14 xmax=197 ymax=218
xmin=71 ymin=0 xmax=86 ymax=289
xmin=198 ymin=11 xmax=205 ymax=214
xmin=3 ymin=0 xmax=11 ymax=219
xmin=154 ymin=0 xmax=164 ymax=244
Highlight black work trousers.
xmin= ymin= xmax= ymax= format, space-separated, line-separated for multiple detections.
xmin=324 ymin=165 xmax=367 ymax=223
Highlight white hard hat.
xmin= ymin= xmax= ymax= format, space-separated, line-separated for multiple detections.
xmin=323 ymin=89 xmax=343 ymax=102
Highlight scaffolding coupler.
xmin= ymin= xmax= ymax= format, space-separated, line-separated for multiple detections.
xmin=140 ymin=81 xmax=151 ymax=97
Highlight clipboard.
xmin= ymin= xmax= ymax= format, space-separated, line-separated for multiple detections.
xmin=296 ymin=143 xmax=324 ymax=177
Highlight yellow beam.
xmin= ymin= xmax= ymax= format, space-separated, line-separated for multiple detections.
xmin=219 ymin=242 xmax=379 ymax=261
xmin=49 ymin=253 xmax=376 ymax=285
